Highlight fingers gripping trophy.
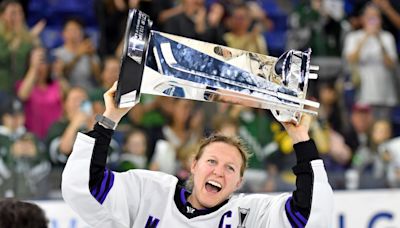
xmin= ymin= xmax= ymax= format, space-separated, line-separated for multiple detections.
xmin=115 ymin=9 xmax=320 ymax=124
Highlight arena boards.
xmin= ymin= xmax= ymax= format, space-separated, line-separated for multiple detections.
xmin=116 ymin=9 xmax=320 ymax=123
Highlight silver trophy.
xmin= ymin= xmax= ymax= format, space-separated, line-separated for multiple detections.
xmin=116 ymin=9 xmax=320 ymax=123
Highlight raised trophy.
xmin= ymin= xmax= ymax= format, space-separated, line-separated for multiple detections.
xmin=116 ymin=9 xmax=320 ymax=123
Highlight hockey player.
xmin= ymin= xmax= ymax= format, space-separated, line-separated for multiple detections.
xmin=62 ymin=82 xmax=333 ymax=227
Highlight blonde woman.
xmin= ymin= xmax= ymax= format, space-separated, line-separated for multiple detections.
xmin=62 ymin=82 xmax=333 ymax=227
xmin=0 ymin=0 xmax=44 ymax=93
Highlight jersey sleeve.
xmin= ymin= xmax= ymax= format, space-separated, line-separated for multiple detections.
xmin=284 ymin=140 xmax=334 ymax=228
xmin=61 ymin=131 xmax=137 ymax=227
xmin=61 ymin=123 xmax=168 ymax=228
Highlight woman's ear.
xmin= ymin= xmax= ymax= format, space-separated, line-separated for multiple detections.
xmin=235 ymin=177 xmax=243 ymax=190
xmin=190 ymin=159 xmax=198 ymax=174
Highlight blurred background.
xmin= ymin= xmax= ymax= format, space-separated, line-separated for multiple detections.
xmin=0 ymin=0 xmax=399 ymax=227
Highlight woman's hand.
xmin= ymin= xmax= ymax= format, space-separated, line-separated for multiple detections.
xmin=102 ymin=81 xmax=133 ymax=124
xmin=30 ymin=47 xmax=45 ymax=71
xmin=30 ymin=19 xmax=46 ymax=38
xmin=281 ymin=114 xmax=312 ymax=144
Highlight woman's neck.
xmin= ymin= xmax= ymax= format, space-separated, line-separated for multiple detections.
xmin=187 ymin=194 xmax=205 ymax=210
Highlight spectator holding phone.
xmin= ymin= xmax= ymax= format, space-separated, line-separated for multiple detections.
xmin=47 ymin=87 xmax=121 ymax=166
xmin=343 ymin=3 xmax=398 ymax=120
xmin=46 ymin=87 xmax=95 ymax=166
xmin=16 ymin=47 xmax=66 ymax=140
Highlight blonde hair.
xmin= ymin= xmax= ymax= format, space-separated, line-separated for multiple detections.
xmin=186 ymin=134 xmax=251 ymax=190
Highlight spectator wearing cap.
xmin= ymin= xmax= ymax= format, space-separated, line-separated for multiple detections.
xmin=344 ymin=104 xmax=376 ymax=178
xmin=0 ymin=97 xmax=50 ymax=199
xmin=0 ymin=97 xmax=26 ymax=142
xmin=16 ymin=47 xmax=67 ymax=140
xmin=344 ymin=103 xmax=374 ymax=157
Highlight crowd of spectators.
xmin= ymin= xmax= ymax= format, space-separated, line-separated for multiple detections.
xmin=0 ymin=0 xmax=399 ymax=200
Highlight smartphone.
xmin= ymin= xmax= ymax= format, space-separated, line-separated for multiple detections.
xmin=80 ymin=100 xmax=93 ymax=115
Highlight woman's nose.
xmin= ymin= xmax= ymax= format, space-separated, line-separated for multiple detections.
xmin=212 ymin=165 xmax=224 ymax=177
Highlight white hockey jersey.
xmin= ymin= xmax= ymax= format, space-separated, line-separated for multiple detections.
xmin=62 ymin=132 xmax=333 ymax=228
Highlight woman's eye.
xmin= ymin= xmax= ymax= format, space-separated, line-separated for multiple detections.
xmin=227 ymin=166 xmax=235 ymax=172
xmin=208 ymin=159 xmax=216 ymax=165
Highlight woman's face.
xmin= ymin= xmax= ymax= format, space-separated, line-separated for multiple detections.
xmin=231 ymin=7 xmax=251 ymax=33
xmin=102 ymin=58 xmax=120 ymax=88
xmin=64 ymin=88 xmax=88 ymax=115
xmin=125 ymin=132 xmax=147 ymax=156
xmin=190 ymin=142 xmax=243 ymax=208
xmin=372 ymin=121 xmax=391 ymax=144
xmin=63 ymin=21 xmax=84 ymax=43
xmin=1 ymin=3 xmax=24 ymax=28
xmin=35 ymin=48 xmax=50 ymax=81
xmin=362 ymin=6 xmax=382 ymax=31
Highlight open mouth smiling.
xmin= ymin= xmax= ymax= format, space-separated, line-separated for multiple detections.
xmin=205 ymin=180 xmax=222 ymax=193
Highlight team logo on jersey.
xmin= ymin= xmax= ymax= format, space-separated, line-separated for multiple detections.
xmin=238 ymin=207 xmax=250 ymax=228
xmin=186 ymin=206 xmax=195 ymax=214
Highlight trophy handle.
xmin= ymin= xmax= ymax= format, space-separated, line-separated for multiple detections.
xmin=271 ymin=48 xmax=319 ymax=124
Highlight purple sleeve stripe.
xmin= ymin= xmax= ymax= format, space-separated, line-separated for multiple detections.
xmin=90 ymin=185 xmax=98 ymax=197
xmin=295 ymin=211 xmax=307 ymax=224
xmin=95 ymin=169 xmax=110 ymax=199
xmin=89 ymin=169 xmax=115 ymax=204
xmin=98 ymin=172 xmax=114 ymax=204
xmin=285 ymin=197 xmax=306 ymax=228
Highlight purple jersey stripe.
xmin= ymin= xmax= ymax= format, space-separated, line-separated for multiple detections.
xmin=98 ymin=171 xmax=115 ymax=204
xmin=90 ymin=185 xmax=99 ymax=197
xmin=180 ymin=188 xmax=187 ymax=205
xmin=95 ymin=169 xmax=110 ymax=200
xmin=285 ymin=197 xmax=305 ymax=228
xmin=295 ymin=211 xmax=308 ymax=224
xmin=89 ymin=169 xmax=115 ymax=204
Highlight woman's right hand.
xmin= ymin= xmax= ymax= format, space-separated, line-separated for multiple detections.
xmin=102 ymin=81 xmax=133 ymax=124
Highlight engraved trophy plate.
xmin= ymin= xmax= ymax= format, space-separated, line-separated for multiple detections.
xmin=116 ymin=9 xmax=320 ymax=123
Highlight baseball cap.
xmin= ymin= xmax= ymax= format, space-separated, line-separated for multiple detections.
xmin=352 ymin=103 xmax=371 ymax=113
xmin=0 ymin=97 xmax=24 ymax=116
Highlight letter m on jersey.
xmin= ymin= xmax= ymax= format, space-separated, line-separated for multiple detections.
xmin=145 ymin=216 xmax=160 ymax=228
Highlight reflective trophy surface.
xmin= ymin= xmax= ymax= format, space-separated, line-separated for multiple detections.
xmin=116 ymin=9 xmax=320 ymax=123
